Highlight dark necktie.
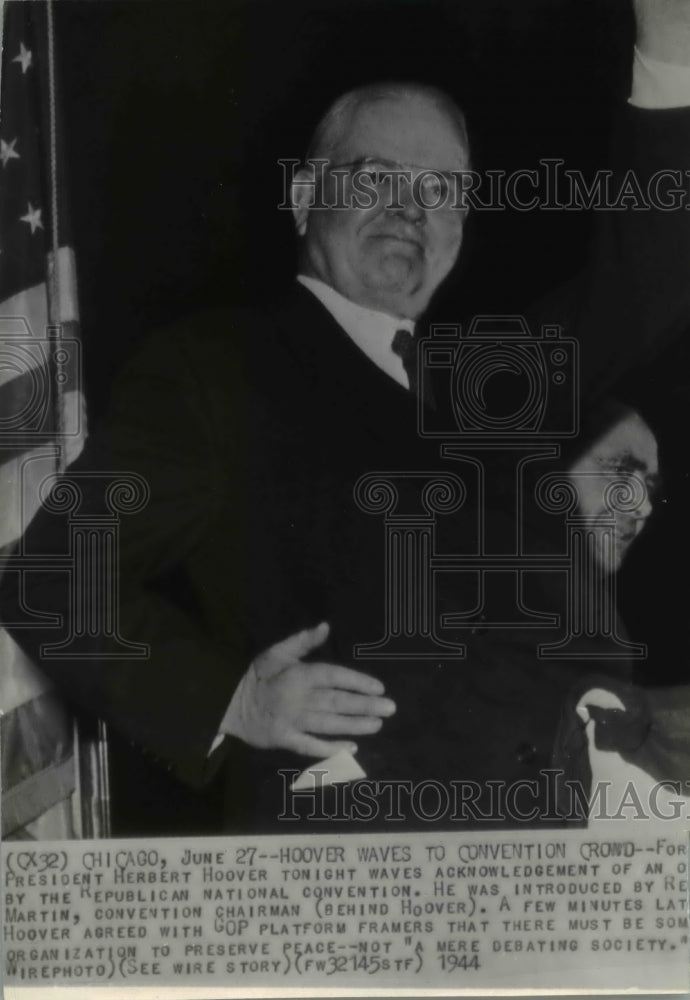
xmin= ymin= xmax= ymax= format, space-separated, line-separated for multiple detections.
xmin=391 ymin=328 xmax=418 ymax=393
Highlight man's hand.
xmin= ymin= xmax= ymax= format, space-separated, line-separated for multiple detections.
xmin=635 ymin=0 xmax=690 ymax=65
xmin=220 ymin=622 xmax=396 ymax=758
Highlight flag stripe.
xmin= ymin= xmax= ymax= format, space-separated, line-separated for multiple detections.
xmin=1 ymin=1 xmax=89 ymax=840
xmin=2 ymin=755 xmax=75 ymax=836
xmin=0 ymin=627 xmax=54 ymax=716
xmin=1 ymin=690 xmax=72 ymax=792
xmin=0 ymin=353 xmax=82 ymax=455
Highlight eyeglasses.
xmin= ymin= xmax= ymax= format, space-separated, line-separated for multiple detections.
xmin=327 ymin=156 xmax=460 ymax=208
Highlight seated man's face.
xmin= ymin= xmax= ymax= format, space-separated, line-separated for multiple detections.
xmin=295 ymin=93 xmax=469 ymax=320
xmin=567 ymin=410 xmax=659 ymax=573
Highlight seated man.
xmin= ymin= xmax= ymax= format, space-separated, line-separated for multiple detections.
xmin=566 ymin=400 xmax=659 ymax=576
xmin=553 ymin=402 xmax=665 ymax=823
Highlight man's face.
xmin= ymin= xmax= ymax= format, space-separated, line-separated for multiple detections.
xmin=294 ymin=94 xmax=469 ymax=320
xmin=568 ymin=411 xmax=659 ymax=573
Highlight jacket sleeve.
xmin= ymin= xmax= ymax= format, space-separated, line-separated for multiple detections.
xmin=0 ymin=323 xmax=246 ymax=790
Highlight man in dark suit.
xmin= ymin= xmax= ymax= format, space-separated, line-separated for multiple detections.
xmin=3 ymin=1 xmax=690 ymax=834
xmin=0 ymin=82 xmax=475 ymax=833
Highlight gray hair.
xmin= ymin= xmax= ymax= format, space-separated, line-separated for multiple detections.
xmin=305 ymin=81 xmax=470 ymax=164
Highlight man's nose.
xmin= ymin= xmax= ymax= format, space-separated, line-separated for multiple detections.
xmin=392 ymin=176 xmax=425 ymax=224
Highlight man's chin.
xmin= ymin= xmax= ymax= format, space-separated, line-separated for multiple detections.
xmin=367 ymin=256 xmax=425 ymax=294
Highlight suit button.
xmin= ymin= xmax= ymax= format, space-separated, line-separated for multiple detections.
xmin=515 ymin=742 xmax=537 ymax=764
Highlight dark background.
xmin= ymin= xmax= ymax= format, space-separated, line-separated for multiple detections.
xmin=53 ymin=0 xmax=634 ymax=418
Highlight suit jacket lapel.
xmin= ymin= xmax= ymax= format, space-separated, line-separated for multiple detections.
xmin=271 ymin=284 xmax=420 ymax=446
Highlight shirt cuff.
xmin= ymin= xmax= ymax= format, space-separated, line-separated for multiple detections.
xmin=207 ymin=666 xmax=250 ymax=756
xmin=208 ymin=732 xmax=226 ymax=756
xmin=630 ymin=45 xmax=690 ymax=109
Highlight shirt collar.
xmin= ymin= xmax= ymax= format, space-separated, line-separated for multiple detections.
xmin=296 ymin=274 xmax=415 ymax=388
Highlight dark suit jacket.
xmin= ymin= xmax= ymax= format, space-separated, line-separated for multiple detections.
xmin=1 ymin=284 xmax=634 ymax=833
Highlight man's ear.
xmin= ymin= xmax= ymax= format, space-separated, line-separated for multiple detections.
xmin=291 ymin=166 xmax=315 ymax=236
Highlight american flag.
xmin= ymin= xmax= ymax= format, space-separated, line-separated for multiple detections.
xmin=0 ymin=0 xmax=94 ymax=839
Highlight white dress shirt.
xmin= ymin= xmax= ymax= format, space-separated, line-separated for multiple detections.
xmin=297 ymin=274 xmax=415 ymax=389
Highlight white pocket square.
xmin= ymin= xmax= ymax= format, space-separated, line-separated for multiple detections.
xmin=291 ymin=749 xmax=366 ymax=790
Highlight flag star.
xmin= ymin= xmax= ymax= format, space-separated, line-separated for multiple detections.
xmin=20 ymin=202 xmax=43 ymax=234
xmin=0 ymin=138 xmax=20 ymax=167
xmin=12 ymin=42 xmax=33 ymax=74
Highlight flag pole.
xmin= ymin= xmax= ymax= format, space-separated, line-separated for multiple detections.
xmin=43 ymin=0 xmax=111 ymax=839
xmin=0 ymin=0 xmax=6 ymax=862
xmin=0 ymin=2 xmax=6 ymax=127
